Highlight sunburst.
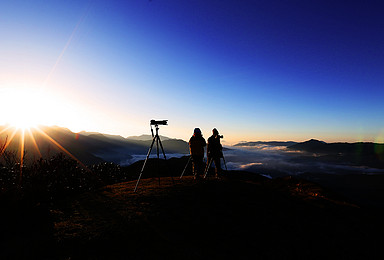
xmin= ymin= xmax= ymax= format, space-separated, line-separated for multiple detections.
xmin=0 ymin=125 xmax=88 ymax=185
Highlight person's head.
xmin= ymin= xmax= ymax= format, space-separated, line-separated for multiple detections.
xmin=212 ymin=128 xmax=219 ymax=136
xmin=193 ymin=128 xmax=202 ymax=136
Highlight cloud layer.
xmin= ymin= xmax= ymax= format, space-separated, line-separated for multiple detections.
xmin=224 ymin=145 xmax=384 ymax=178
xmin=121 ymin=144 xmax=384 ymax=178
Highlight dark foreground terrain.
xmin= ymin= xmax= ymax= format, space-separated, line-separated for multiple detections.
xmin=1 ymin=168 xmax=384 ymax=260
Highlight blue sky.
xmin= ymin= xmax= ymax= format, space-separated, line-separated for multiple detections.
xmin=0 ymin=0 xmax=383 ymax=144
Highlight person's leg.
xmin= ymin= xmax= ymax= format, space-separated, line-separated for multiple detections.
xmin=213 ymin=157 xmax=221 ymax=177
xmin=196 ymin=156 xmax=204 ymax=177
xmin=193 ymin=156 xmax=203 ymax=178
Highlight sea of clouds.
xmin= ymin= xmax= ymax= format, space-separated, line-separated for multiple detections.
xmin=120 ymin=153 xmax=188 ymax=166
xmin=224 ymin=145 xmax=384 ymax=178
xmin=120 ymin=144 xmax=384 ymax=178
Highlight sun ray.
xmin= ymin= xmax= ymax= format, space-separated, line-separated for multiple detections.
xmin=0 ymin=126 xmax=13 ymax=154
xmin=19 ymin=129 xmax=25 ymax=184
xmin=0 ymin=125 xmax=12 ymax=136
xmin=0 ymin=128 xmax=18 ymax=157
xmin=34 ymin=127 xmax=89 ymax=171
xmin=42 ymin=4 xmax=93 ymax=88
xmin=27 ymin=128 xmax=42 ymax=158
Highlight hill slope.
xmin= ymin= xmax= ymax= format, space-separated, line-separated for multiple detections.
xmin=0 ymin=125 xmax=189 ymax=165
xmin=50 ymin=176 xmax=384 ymax=259
xmin=2 ymin=172 xmax=383 ymax=259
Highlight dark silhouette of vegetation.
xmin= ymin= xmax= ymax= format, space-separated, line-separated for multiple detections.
xmin=0 ymin=151 xmax=180 ymax=206
xmin=0 ymin=150 xmax=134 ymax=203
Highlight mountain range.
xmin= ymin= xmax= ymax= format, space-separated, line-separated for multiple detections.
xmin=288 ymin=138 xmax=384 ymax=154
xmin=234 ymin=141 xmax=298 ymax=147
xmin=233 ymin=139 xmax=384 ymax=171
xmin=288 ymin=139 xmax=384 ymax=169
xmin=0 ymin=125 xmax=189 ymax=165
xmin=2 ymin=125 xmax=383 ymax=170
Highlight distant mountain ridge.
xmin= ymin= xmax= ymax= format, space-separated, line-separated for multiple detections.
xmin=288 ymin=139 xmax=384 ymax=153
xmin=234 ymin=141 xmax=298 ymax=147
xmin=0 ymin=125 xmax=189 ymax=165
xmin=288 ymin=139 xmax=384 ymax=169
xmin=126 ymin=134 xmax=171 ymax=141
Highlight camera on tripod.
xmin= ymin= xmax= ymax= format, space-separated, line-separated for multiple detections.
xmin=135 ymin=119 xmax=170 ymax=192
xmin=150 ymin=119 xmax=168 ymax=126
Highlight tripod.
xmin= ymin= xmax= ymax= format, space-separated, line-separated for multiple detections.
xmin=181 ymin=152 xmax=228 ymax=179
xmin=179 ymin=156 xmax=192 ymax=179
xmin=203 ymin=152 xmax=228 ymax=179
xmin=134 ymin=121 xmax=170 ymax=192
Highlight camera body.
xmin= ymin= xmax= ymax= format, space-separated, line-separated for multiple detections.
xmin=218 ymin=135 xmax=224 ymax=138
xmin=150 ymin=119 xmax=168 ymax=126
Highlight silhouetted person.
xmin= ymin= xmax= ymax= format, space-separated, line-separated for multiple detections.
xmin=207 ymin=128 xmax=223 ymax=178
xmin=189 ymin=128 xmax=206 ymax=179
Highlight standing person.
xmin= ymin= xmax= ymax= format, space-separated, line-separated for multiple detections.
xmin=207 ymin=128 xmax=223 ymax=178
xmin=188 ymin=128 xmax=206 ymax=179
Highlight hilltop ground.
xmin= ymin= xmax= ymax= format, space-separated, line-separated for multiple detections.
xmin=1 ymin=168 xmax=384 ymax=259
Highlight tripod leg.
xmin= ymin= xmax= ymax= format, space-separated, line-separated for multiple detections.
xmin=134 ymin=137 xmax=156 ymax=192
xmin=156 ymin=136 xmax=160 ymax=159
xmin=158 ymin=137 xmax=174 ymax=184
xmin=180 ymin=156 xmax=191 ymax=179
xmin=156 ymin=136 xmax=161 ymax=186
xmin=158 ymin=137 xmax=167 ymax=160
xmin=222 ymin=155 xmax=228 ymax=171
xmin=203 ymin=158 xmax=213 ymax=179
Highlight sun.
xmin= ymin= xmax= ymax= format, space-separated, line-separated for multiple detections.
xmin=0 ymin=87 xmax=52 ymax=130
xmin=0 ymin=86 xmax=89 ymax=181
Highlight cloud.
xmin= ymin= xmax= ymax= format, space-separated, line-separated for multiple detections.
xmin=120 ymin=153 xmax=188 ymax=166
xmin=120 ymin=145 xmax=384 ymax=178
xmin=239 ymin=162 xmax=263 ymax=169
xmin=222 ymin=146 xmax=384 ymax=178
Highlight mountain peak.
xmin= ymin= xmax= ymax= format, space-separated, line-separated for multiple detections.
xmin=305 ymin=139 xmax=327 ymax=144
xmin=287 ymin=139 xmax=328 ymax=152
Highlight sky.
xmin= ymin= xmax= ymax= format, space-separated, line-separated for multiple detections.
xmin=0 ymin=0 xmax=383 ymax=144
